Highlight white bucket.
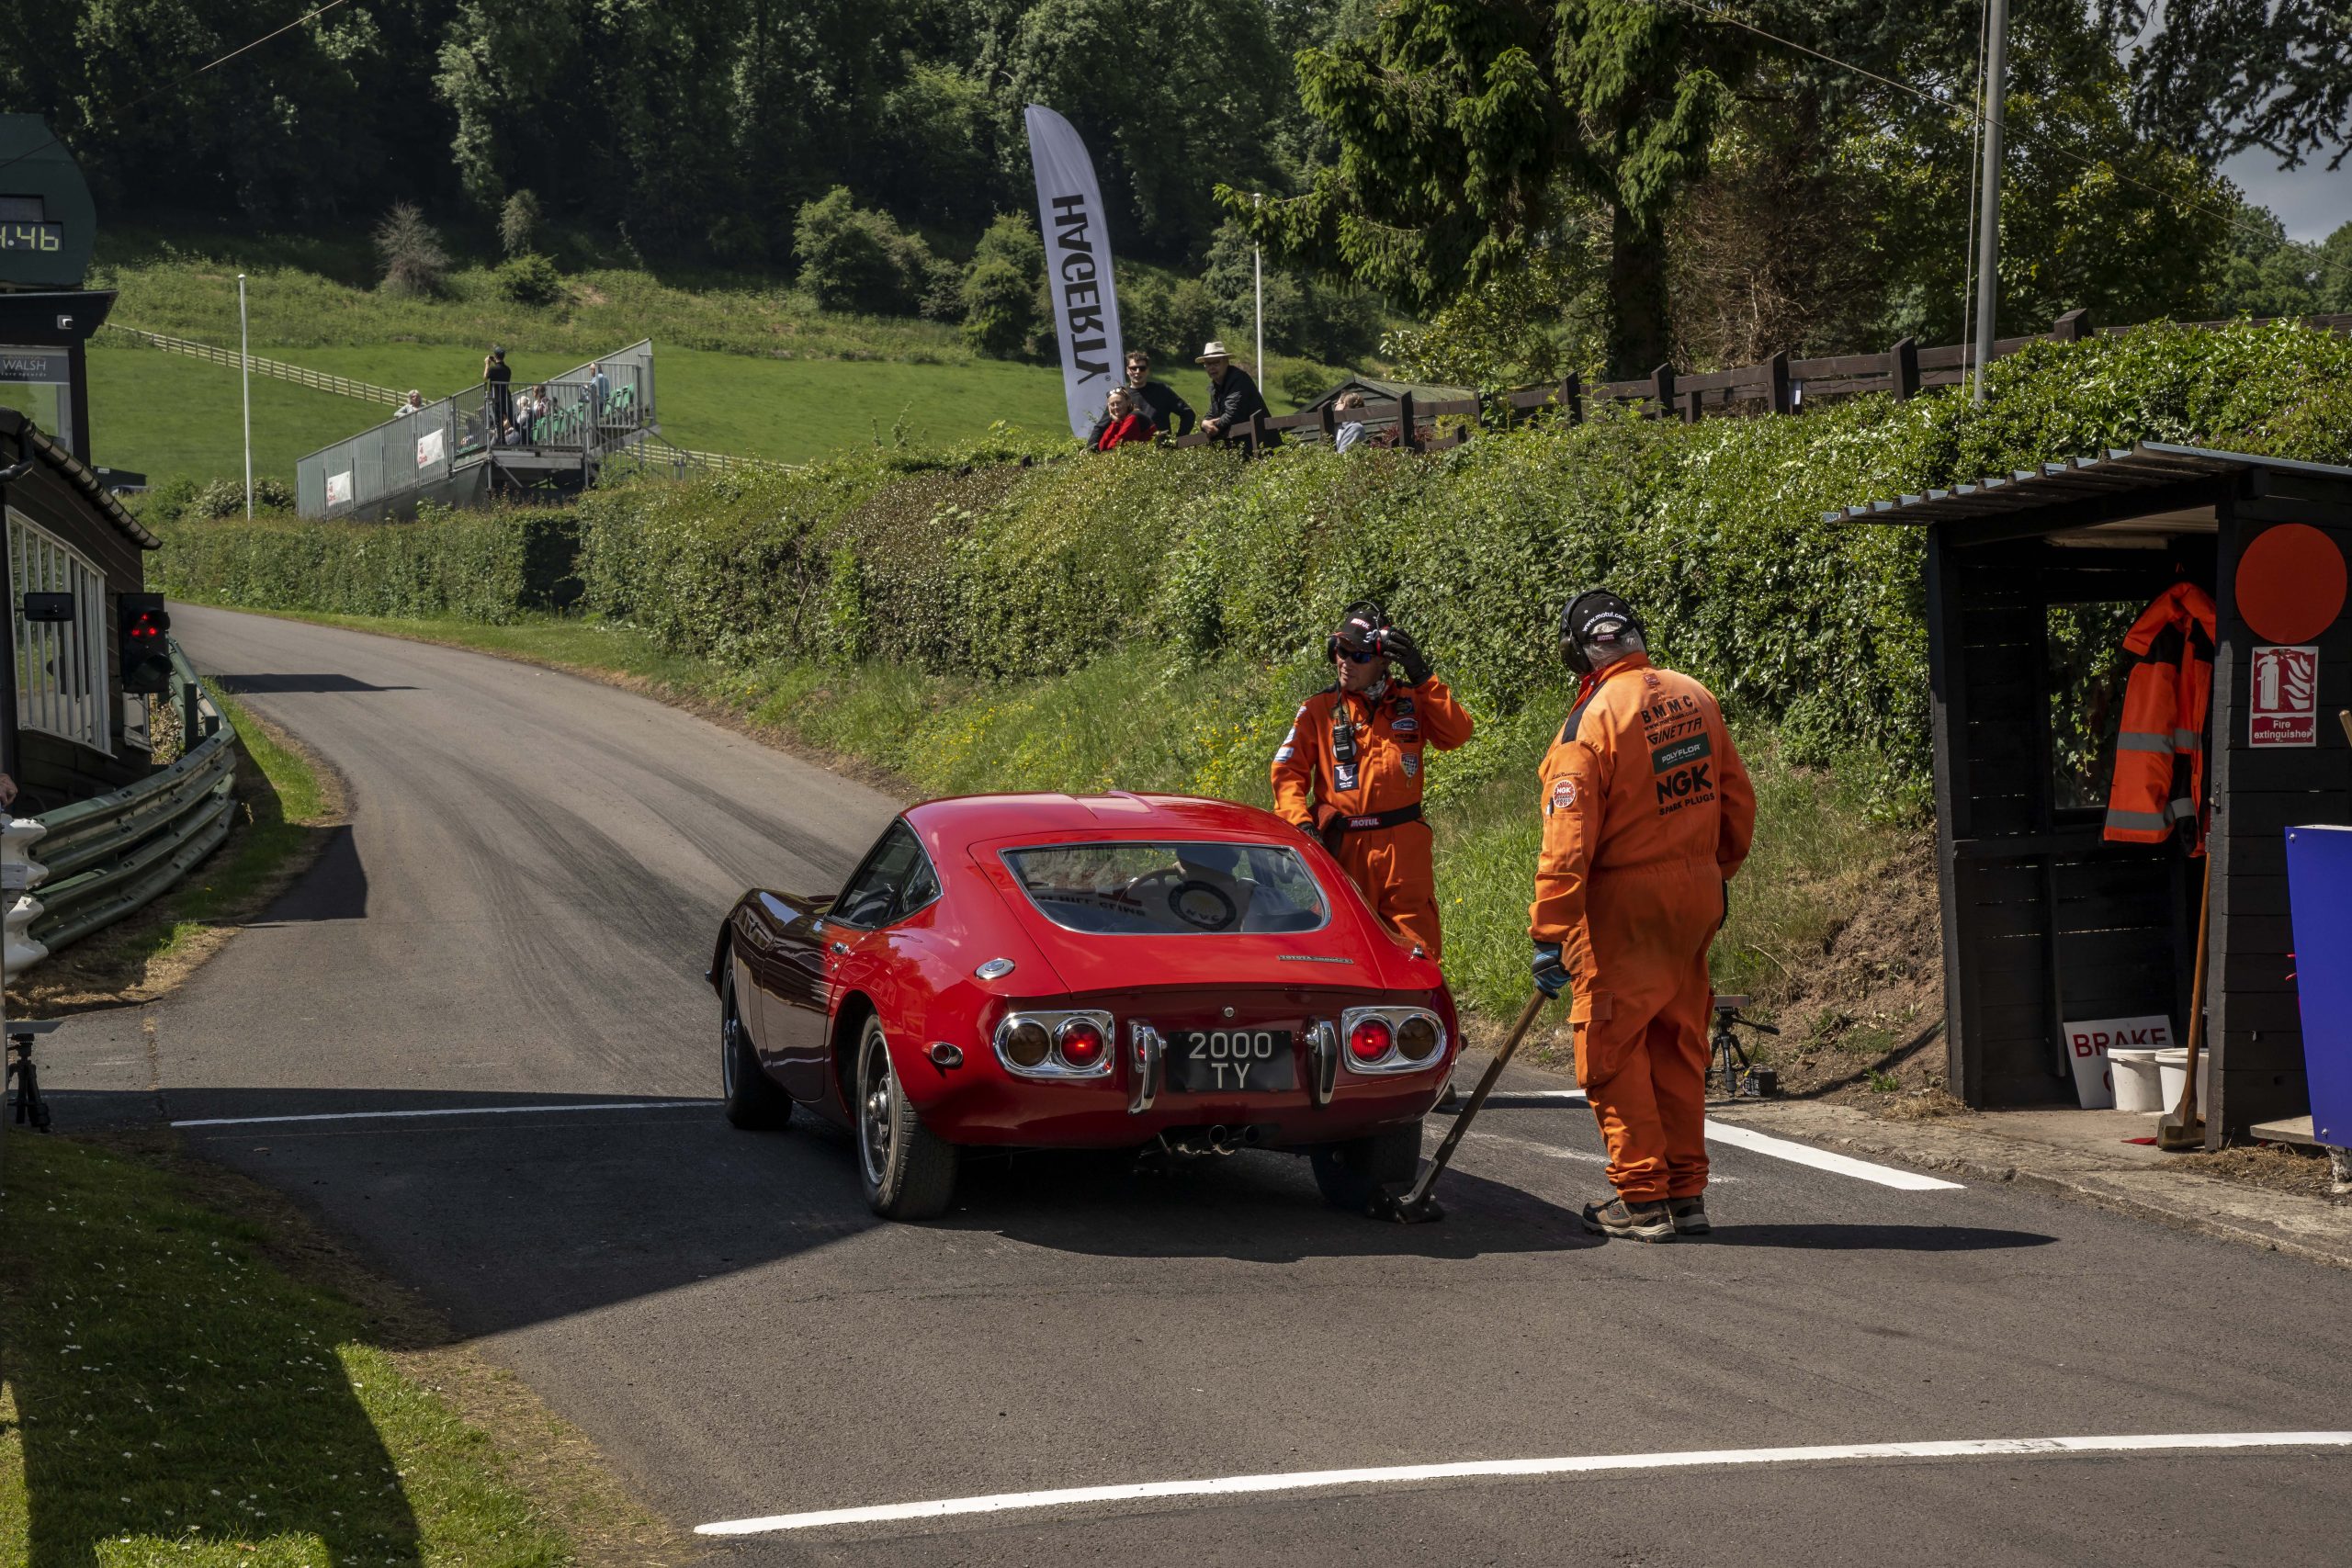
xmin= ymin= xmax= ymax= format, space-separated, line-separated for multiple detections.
xmin=2154 ymin=1047 xmax=2190 ymax=1113
xmin=2110 ymin=1049 xmax=2165 ymax=1113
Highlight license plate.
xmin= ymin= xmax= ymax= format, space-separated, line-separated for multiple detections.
xmin=1166 ymin=1028 xmax=1295 ymax=1094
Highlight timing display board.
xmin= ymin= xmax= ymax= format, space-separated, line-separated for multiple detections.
xmin=0 ymin=117 xmax=96 ymax=288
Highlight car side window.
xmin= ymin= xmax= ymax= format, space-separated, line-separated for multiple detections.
xmin=896 ymin=849 xmax=942 ymax=920
xmin=832 ymin=820 xmax=936 ymax=929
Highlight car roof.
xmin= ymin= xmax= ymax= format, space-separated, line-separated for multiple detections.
xmin=904 ymin=792 xmax=1295 ymax=855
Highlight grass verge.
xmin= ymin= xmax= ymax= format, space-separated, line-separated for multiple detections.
xmin=0 ymin=1131 xmax=677 ymax=1566
xmin=6 ymin=682 xmax=345 ymax=1016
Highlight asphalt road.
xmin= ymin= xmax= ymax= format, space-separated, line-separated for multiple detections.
xmin=50 ymin=606 xmax=2352 ymax=1565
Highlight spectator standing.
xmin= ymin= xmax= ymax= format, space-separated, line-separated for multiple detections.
xmin=1094 ymin=389 xmax=1154 ymax=451
xmin=1195 ymin=341 xmax=1280 ymax=447
xmin=396 ymin=389 xmax=424 ymax=417
xmin=1332 ymin=390 xmax=1368 ymax=453
xmin=483 ymin=346 xmax=514 ymax=436
xmin=587 ymin=362 xmax=610 ymax=416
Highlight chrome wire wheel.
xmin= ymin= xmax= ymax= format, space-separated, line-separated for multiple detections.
xmin=859 ymin=1025 xmax=896 ymax=1189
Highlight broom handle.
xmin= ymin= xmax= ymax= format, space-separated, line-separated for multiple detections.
xmin=1405 ymin=989 xmax=1550 ymax=1204
xmin=2175 ymin=852 xmax=2215 ymax=1127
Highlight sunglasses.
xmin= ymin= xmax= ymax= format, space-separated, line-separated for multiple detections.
xmin=1339 ymin=648 xmax=1382 ymax=665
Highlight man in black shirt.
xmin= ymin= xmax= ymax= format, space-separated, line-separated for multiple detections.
xmin=1083 ymin=349 xmax=1197 ymax=445
xmin=1195 ymin=340 xmax=1280 ymax=447
xmin=482 ymin=346 xmax=514 ymax=439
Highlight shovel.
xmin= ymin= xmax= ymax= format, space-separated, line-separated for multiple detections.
xmin=1371 ymin=989 xmax=1554 ymax=1224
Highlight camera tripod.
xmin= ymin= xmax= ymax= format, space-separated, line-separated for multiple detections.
xmin=1708 ymin=994 xmax=1781 ymax=1100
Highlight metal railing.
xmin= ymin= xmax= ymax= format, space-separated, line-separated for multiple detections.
xmin=103 ymin=321 xmax=406 ymax=406
xmin=298 ymin=339 xmax=657 ymax=518
xmin=9 ymin=639 xmax=238 ymax=969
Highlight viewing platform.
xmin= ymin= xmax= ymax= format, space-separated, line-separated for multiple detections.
xmin=295 ymin=340 xmax=656 ymax=521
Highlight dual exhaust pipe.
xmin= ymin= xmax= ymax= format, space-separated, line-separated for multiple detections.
xmin=1157 ymin=1123 xmax=1264 ymax=1157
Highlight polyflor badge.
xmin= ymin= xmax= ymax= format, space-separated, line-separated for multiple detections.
xmin=2249 ymin=644 xmax=2318 ymax=748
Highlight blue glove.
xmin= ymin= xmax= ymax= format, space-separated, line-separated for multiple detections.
xmin=1531 ymin=942 xmax=1569 ymax=998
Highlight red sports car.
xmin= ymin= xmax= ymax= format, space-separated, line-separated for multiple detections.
xmin=709 ymin=792 xmax=1460 ymax=1219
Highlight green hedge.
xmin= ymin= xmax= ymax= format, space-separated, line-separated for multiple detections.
xmin=154 ymin=505 xmax=583 ymax=623
xmin=564 ymin=320 xmax=2352 ymax=806
xmin=157 ymin=320 xmax=2352 ymax=808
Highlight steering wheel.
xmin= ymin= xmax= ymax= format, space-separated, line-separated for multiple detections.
xmin=1121 ymin=868 xmax=1240 ymax=931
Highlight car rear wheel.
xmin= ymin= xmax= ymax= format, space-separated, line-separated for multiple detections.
xmin=1310 ymin=1119 xmax=1424 ymax=1211
xmin=719 ymin=965 xmax=794 ymax=1130
xmin=855 ymin=1013 xmax=957 ymax=1220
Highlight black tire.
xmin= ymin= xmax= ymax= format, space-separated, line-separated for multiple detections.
xmin=1311 ymin=1118 xmax=1424 ymax=1211
xmin=719 ymin=964 xmax=794 ymax=1130
xmin=854 ymin=1013 xmax=958 ymax=1219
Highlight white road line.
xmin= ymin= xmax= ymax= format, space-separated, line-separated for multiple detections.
xmin=695 ymin=1431 xmax=2352 ymax=1536
xmin=171 ymin=1100 xmax=715 ymax=1129
xmin=1702 ymin=1119 xmax=1963 ymax=1190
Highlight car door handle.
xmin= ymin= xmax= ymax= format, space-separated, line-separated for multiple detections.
xmin=829 ymin=941 xmax=850 ymax=955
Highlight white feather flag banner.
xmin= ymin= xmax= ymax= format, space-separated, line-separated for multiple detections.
xmin=1024 ymin=104 xmax=1125 ymax=437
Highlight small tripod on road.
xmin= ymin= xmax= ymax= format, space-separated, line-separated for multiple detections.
xmin=6 ymin=1021 xmax=55 ymax=1131
xmin=1708 ymin=994 xmax=1781 ymax=1101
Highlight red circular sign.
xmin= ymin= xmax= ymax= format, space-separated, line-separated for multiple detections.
xmin=2236 ymin=523 xmax=2347 ymax=644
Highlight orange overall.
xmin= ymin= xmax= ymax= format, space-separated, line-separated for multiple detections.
xmin=1272 ymin=678 xmax=1474 ymax=956
xmin=1531 ymin=656 xmax=1755 ymax=1203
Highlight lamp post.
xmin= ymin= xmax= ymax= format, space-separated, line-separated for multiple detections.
xmin=1972 ymin=0 xmax=2007 ymax=402
xmin=238 ymin=273 xmax=253 ymax=515
xmin=1252 ymin=192 xmax=1264 ymax=381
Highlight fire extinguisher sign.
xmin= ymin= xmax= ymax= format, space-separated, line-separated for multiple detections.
xmin=2249 ymin=645 xmax=2319 ymax=748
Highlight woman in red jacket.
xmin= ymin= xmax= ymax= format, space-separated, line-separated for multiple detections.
xmin=1094 ymin=389 xmax=1153 ymax=450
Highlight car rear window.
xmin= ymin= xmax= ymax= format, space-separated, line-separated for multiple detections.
xmin=1001 ymin=841 xmax=1329 ymax=935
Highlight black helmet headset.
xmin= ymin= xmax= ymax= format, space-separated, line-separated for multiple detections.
xmin=1557 ymin=590 xmax=1646 ymax=675
xmin=1327 ymin=599 xmax=1389 ymax=661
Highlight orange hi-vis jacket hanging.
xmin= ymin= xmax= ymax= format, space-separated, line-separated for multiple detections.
xmin=2102 ymin=582 xmax=2217 ymax=852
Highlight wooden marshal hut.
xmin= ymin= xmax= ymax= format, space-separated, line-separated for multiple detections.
xmin=0 ymin=409 xmax=164 ymax=810
xmin=1828 ymin=443 xmax=2352 ymax=1145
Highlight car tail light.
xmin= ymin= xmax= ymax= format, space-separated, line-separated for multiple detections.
xmin=1338 ymin=1007 xmax=1447 ymax=1076
xmin=992 ymin=1009 xmax=1116 ymax=1079
xmin=1057 ymin=1018 xmax=1106 ymax=1069
xmin=1005 ymin=1019 xmax=1052 ymax=1068
xmin=1396 ymin=1014 xmax=1440 ymax=1062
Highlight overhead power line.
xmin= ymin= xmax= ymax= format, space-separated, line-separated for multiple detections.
xmin=0 ymin=0 xmax=356 ymax=181
xmin=1660 ymin=0 xmax=2285 ymax=252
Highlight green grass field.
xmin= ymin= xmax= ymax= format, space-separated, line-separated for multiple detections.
xmin=63 ymin=342 xmax=1084 ymax=491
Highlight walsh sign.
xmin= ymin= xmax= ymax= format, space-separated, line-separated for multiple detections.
xmin=1024 ymin=104 xmax=1124 ymax=438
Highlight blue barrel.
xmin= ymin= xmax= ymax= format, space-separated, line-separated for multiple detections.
xmin=2286 ymin=825 xmax=2352 ymax=1145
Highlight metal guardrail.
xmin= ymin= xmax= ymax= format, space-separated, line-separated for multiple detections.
xmin=103 ymin=321 xmax=406 ymax=407
xmin=10 ymin=639 xmax=238 ymax=968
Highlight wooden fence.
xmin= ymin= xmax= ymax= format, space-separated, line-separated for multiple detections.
xmin=105 ymin=322 xmax=407 ymax=407
xmin=1170 ymin=307 xmax=2352 ymax=456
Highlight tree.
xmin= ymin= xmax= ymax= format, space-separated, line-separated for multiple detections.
xmin=2214 ymin=206 xmax=2324 ymax=319
xmin=499 ymin=190 xmax=544 ymax=258
xmin=960 ymin=212 xmax=1046 ymax=358
xmin=1231 ymin=1 xmax=1744 ymax=377
xmin=2098 ymin=3 xmax=2352 ymax=172
xmin=793 ymin=186 xmax=937 ymax=313
xmin=990 ymin=0 xmax=1290 ymax=254
xmin=2315 ymin=220 xmax=2352 ymax=312
xmin=1199 ymin=221 xmax=1385 ymax=365
xmin=373 ymin=203 xmax=451 ymax=297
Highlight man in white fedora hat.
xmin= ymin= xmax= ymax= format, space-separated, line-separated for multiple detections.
xmin=1195 ymin=340 xmax=1280 ymax=448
